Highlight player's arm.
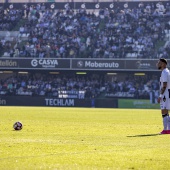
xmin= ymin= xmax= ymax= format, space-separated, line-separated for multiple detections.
xmin=160 ymin=82 xmax=167 ymax=95
xmin=157 ymin=82 xmax=167 ymax=103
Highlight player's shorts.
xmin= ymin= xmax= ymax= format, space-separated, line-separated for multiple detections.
xmin=160 ymin=95 xmax=170 ymax=110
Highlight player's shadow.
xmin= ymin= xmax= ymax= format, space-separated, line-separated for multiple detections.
xmin=127 ymin=133 xmax=160 ymax=137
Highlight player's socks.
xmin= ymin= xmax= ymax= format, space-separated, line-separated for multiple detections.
xmin=159 ymin=114 xmax=168 ymax=134
xmin=162 ymin=113 xmax=169 ymax=131
xmin=167 ymin=115 xmax=170 ymax=133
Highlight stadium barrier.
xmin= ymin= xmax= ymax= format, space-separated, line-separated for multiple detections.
xmin=118 ymin=99 xmax=160 ymax=109
xmin=0 ymin=96 xmax=118 ymax=108
xmin=0 ymin=1 xmax=168 ymax=10
xmin=0 ymin=58 xmax=161 ymax=71
xmin=0 ymin=96 xmax=160 ymax=108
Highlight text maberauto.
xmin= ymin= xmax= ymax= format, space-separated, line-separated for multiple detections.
xmin=84 ymin=61 xmax=119 ymax=68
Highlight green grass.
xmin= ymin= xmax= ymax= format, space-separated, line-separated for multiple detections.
xmin=0 ymin=107 xmax=170 ymax=170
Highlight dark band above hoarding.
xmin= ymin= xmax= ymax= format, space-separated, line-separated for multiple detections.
xmin=0 ymin=58 xmax=70 ymax=70
xmin=23 ymin=58 xmax=70 ymax=69
xmin=125 ymin=60 xmax=158 ymax=70
xmin=72 ymin=59 xmax=125 ymax=70
xmin=72 ymin=59 xmax=164 ymax=71
xmin=0 ymin=59 xmax=19 ymax=68
xmin=0 ymin=58 xmax=166 ymax=71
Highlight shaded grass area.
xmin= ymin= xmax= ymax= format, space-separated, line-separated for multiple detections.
xmin=0 ymin=107 xmax=170 ymax=170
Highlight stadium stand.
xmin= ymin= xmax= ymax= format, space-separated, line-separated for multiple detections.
xmin=0 ymin=1 xmax=168 ymax=105
xmin=0 ymin=1 xmax=169 ymax=59
xmin=0 ymin=72 xmax=159 ymax=100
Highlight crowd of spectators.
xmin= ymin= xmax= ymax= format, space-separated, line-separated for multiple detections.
xmin=0 ymin=2 xmax=170 ymax=58
xmin=105 ymin=74 xmax=159 ymax=99
xmin=0 ymin=73 xmax=103 ymax=98
xmin=0 ymin=73 xmax=159 ymax=99
xmin=0 ymin=6 xmax=23 ymax=31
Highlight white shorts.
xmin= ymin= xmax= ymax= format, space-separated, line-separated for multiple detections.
xmin=160 ymin=97 xmax=170 ymax=110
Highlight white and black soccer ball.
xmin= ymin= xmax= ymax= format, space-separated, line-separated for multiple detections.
xmin=13 ymin=121 xmax=23 ymax=130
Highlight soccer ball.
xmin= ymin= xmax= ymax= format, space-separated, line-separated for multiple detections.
xmin=13 ymin=121 xmax=23 ymax=130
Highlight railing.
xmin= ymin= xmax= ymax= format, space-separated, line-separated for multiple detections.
xmin=1 ymin=0 xmax=169 ymax=2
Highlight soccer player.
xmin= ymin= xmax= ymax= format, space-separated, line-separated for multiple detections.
xmin=157 ymin=58 xmax=170 ymax=134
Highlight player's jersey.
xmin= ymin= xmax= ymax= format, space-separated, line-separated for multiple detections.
xmin=160 ymin=68 xmax=170 ymax=110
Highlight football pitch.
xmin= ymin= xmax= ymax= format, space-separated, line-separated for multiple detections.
xmin=1 ymin=107 xmax=170 ymax=170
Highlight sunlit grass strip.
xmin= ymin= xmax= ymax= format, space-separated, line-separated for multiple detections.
xmin=0 ymin=107 xmax=170 ymax=170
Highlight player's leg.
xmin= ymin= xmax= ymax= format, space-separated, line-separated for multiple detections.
xmin=160 ymin=101 xmax=170 ymax=134
xmin=160 ymin=109 xmax=169 ymax=134
xmin=166 ymin=99 xmax=170 ymax=134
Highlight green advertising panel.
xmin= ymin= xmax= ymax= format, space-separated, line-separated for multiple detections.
xmin=118 ymin=99 xmax=160 ymax=109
